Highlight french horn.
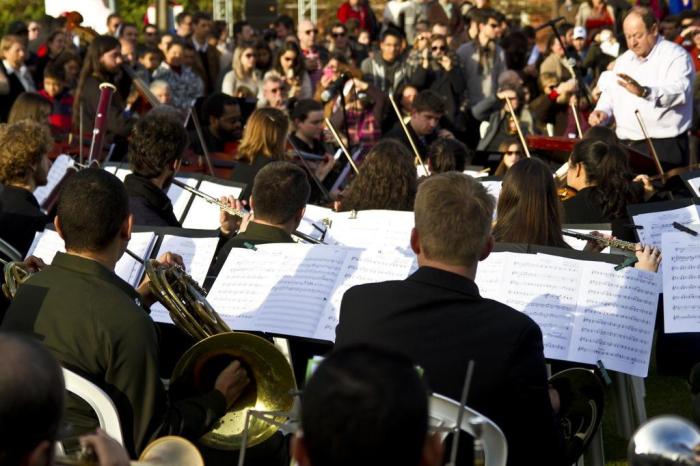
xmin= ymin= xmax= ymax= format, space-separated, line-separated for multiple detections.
xmin=2 ymin=261 xmax=30 ymax=300
xmin=628 ymin=416 xmax=700 ymax=466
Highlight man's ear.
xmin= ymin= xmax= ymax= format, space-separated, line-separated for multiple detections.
xmin=54 ymin=216 xmax=64 ymax=240
xmin=290 ymin=432 xmax=312 ymax=466
xmin=120 ymin=214 xmax=134 ymax=242
xmin=248 ymin=195 xmax=255 ymax=211
xmin=575 ymin=162 xmax=582 ymax=178
xmin=410 ymin=227 xmax=421 ymax=255
xmin=479 ymin=234 xmax=494 ymax=262
xmin=25 ymin=440 xmax=51 ymax=466
xmin=420 ymin=433 xmax=444 ymax=466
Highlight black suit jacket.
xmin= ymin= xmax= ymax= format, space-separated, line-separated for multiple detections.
xmin=335 ymin=266 xmax=566 ymax=466
xmin=0 ymin=62 xmax=31 ymax=122
xmin=124 ymin=174 xmax=181 ymax=227
xmin=0 ymin=186 xmax=48 ymax=257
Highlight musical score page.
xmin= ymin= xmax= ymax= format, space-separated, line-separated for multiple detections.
xmin=686 ymin=177 xmax=700 ymax=197
xmin=632 ymin=205 xmax=700 ymax=249
xmin=33 ymin=155 xmax=74 ymax=208
xmin=475 ymin=251 xmax=659 ymax=376
xmin=323 ymin=210 xmax=414 ymax=256
xmin=297 ymin=204 xmax=335 ymax=241
xmin=28 ymin=230 xmax=157 ymax=288
xmin=181 ymin=180 xmax=243 ymax=230
xmin=662 ymin=232 xmax=700 ymax=333
xmin=167 ymin=177 xmax=198 ymax=223
xmin=149 ymin=234 xmax=219 ymax=325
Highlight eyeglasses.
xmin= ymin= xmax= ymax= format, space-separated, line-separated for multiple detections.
xmin=505 ymin=150 xmax=522 ymax=155
xmin=303 ymin=29 xmax=318 ymax=35
xmin=487 ymin=22 xmax=499 ymax=28
xmin=332 ymin=31 xmax=346 ymax=38
xmin=431 ymin=45 xmax=447 ymax=52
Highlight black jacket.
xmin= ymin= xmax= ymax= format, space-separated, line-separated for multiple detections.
xmin=335 ymin=266 xmax=566 ymax=466
xmin=124 ymin=174 xmax=181 ymax=227
xmin=0 ymin=61 xmax=32 ymax=122
xmin=384 ymin=123 xmax=437 ymax=158
xmin=0 ymin=185 xmax=48 ymax=257
xmin=562 ymin=186 xmax=641 ymax=242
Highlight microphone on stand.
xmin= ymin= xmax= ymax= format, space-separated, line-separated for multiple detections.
xmin=535 ymin=16 xmax=566 ymax=32
xmin=321 ymin=73 xmax=353 ymax=103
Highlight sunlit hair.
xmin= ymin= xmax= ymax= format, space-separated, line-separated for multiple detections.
xmin=493 ymin=158 xmax=569 ymax=248
xmin=415 ymin=172 xmax=494 ymax=266
xmin=236 ymin=107 xmax=290 ymax=165
xmin=0 ymin=120 xmax=52 ymax=184
xmin=0 ymin=35 xmax=23 ymax=56
xmin=340 ymin=140 xmax=417 ymax=212
xmin=232 ymin=41 xmax=258 ymax=81
xmin=8 ymin=92 xmax=51 ymax=125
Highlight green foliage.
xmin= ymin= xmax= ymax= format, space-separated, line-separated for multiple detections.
xmin=0 ymin=0 xmax=44 ymax=34
xmin=116 ymin=0 xmax=216 ymax=27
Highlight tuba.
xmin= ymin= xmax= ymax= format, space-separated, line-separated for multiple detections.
xmin=145 ymin=260 xmax=297 ymax=450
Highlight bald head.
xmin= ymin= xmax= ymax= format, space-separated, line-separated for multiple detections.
xmin=623 ymin=6 xmax=659 ymax=58
xmin=0 ymin=333 xmax=64 ymax=466
xmin=297 ymin=19 xmax=318 ymax=48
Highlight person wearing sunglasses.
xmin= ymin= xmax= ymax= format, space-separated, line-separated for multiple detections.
xmin=457 ymin=7 xmax=507 ymax=106
xmin=297 ymin=19 xmax=330 ymax=90
xmin=326 ymin=21 xmax=367 ymax=66
xmin=222 ymin=40 xmax=261 ymax=98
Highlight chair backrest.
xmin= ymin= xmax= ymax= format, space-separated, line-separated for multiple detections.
xmin=428 ymin=393 xmax=507 ymax=466
xmin=61 ymin=368 xmax=124 ymax=445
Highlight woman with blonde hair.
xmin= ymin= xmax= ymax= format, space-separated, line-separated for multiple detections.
xmin=231 ymin=107 xmax=289 ymax=199
xmin=221 ymin=41 xmax=261 ymax=98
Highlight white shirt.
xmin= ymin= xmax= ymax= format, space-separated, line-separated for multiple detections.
xmin=595 ymin=37 xmax=694 ymax=140
xmin=2 ymin=60 xmax=35 ymax=92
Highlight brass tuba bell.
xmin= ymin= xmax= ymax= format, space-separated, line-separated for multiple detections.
xmin=628 ymin=416 xmax=700 ymax=466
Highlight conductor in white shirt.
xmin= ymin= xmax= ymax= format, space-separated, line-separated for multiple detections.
xmin=589 ymin=6 xmax=694 ymax=168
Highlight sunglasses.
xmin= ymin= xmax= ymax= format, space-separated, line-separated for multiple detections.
xmin=505 ymin=150 xmax=522 ymax=155
xmin=487 ymin=22 xmax=499 ymax=28
xmin=431 ymin=46 xmax=447 ymax=52
xmin=244 ymin=53 xmax=255 ymax=58
xmin=332 ymin=32 xmax=346 ymax=38
xmin=304 ymin=29 xmax=319 ymax=35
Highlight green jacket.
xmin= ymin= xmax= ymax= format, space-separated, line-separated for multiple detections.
xmin=1 ymin=252 xmax=226 ymax=456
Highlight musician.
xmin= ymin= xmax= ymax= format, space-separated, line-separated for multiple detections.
xmin=0 ymin=120 xmax=51 ymax=257
xmin=0 ymin=34 xmax=36 ymax=122
xmin=2 ymin=168 xmax=250 ymax=456
xmin=231 ymin=107 xmax=289 ymax=201
xmin=339 ymin=139 xmax=417 ymax=212
xmin=73 ymin=35 xmax=135 ymax=160
xmin=426 ymin=137 xmax=472 ymax=174
xmin=563 ymin=139 xmax=647 ymax=241
xmin=190 ymin=92 xmax=243 ymax=156
xmin=385 ymin=89 xmax=452 ymax=156
xmin=0 ymin=332 xmax=131 ymax=466
xmin=292 ymin=346 xmax=442 ymax=466
xmin=125 ymin=110 xmax=240 ymax=233
xmin=335 ymin=172 xmax=567 ymax=466
xmin=588 ymin=6 xmax=695 ymax=167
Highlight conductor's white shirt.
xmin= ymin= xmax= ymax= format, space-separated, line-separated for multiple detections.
xmin=595 ymin=37 xmax=694 ymax=140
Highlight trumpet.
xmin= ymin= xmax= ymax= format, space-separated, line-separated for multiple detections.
xmin=561 ymin=229 xmax=640 ymax=252
xmin=172 ymin=179 xmax=326 ymax=244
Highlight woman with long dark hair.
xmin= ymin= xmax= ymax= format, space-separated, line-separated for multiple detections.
xmin=339 ymin=139 xmax=417 ymax=212
xmin=273 ymin=41 xmax=312 ymax=99
xmin=563 ymin=139 xmax=645 ymax=240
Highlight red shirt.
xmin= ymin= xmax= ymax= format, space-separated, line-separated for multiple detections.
xmin=337 ymin=2 xmax=371 ymax=32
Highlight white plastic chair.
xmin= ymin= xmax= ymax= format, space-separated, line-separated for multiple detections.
xmin=62 ymin=368 xmax=124 ymax=446
xmin=429 ymin=393 xmax=507 ymax=466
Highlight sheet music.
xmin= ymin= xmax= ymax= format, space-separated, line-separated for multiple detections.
xmin=632 ymin=205 xmax=700 ymax=249
xmin=313 ymin=250 xmax=417 ymax=341
xmin=563 ymin=229 xmax=612 ymax=253
xmin=480 ymin=180 xmax=502 ymax=219
xmin=662 ymin=231 xmax=700 ymax=333
xmin=464 ymin=169 xmax=489 ymax=178
xmin=33 ymin=155 xmax=74 ymax=207
xmin=181 ymin=180 xmax=243 ymax=230
xmin=570 ymin=261 xmax=658 ymax=377
xmin=114 ymin=167 xmax=131 ymax=182
xmin=208 ymin=244 xmax=350 ymax=337
xmin=297 ymin=204 xmax=335 ymax=241
xmin=324 ymin=210 xmax=414 ymax=256
xmin=149 ymin=234 xmax=219 ymax=325
xmin=167 ymin=177 xmax=198 ymax=223
xmin=686 ymin=177 xmax=700 ymax=197
xmin=475 ymin=251 xmax=659 ymax=377
xmin=28 ymin=230 xmax=156 ymax=288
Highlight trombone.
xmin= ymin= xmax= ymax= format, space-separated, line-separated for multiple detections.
xmin=172 ymin=179 xmax=326 ymax=244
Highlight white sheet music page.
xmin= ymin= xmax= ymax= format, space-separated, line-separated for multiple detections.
xmin=662 ymin=231 xmax=700 ymax=333
xmin=181 ymin=180 xmax=243 ymax=230
xmin=686 ymin=177 xmax=700 ymax=197
xmin=28 ymin=230 xmax=156 ymax=288
xmin=324 ymin=210 xmax=414 ymax=256
xmin=166 ymin=177 xmax=197 ymax=224
xmin=114 ymin=167 xmax=132 ymax=182
xmin=149 ymin=234 xmax=219 ymax=325
xmin=116 ymin=232 xmax=157 ymax=287
xmin=313 ymin=249 xmax=417 ymax=342
xmin=207 ymin=243 xmax=350 ymax=337
xmin=296 ymin=204 xmax=335 ymax=241
xmin=33 ymin=155 xmax=74 ymax=207
xmin=474 ymin=251 xmax=514 ymax=300
xmin=570 ymin=261 xmax=659 ymax=377
xmin=632 ymin=205 xmax=700 ymax=249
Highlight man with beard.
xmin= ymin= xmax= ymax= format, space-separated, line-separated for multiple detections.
xmin=124 ymin=108 xmax=240 ymax=232
xmin=73 ymin=35 xmax=135 ymax=160
xmin=191 ymin=93 xmax=243 ymax=156
xmin=0 ymin=120 xmax=52 ymax=257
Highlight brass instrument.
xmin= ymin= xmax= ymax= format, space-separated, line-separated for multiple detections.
xmin=2 ymin=261 xmax=30 ymax=300
xmin=56 ymin=435 xmax=204 ymax=466
xmin=171 ymin=179 xmax=325 ymax=244
xmin=628 ymin=416 xmax=700 ymax=465
xmin=562 ymin=229 xmax=640 ymax=252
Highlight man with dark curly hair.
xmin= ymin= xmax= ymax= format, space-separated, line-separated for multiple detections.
xmin=0 ymin=119 xmax=52 ymax=257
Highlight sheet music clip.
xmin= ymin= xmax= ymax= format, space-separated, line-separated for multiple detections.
xmin=596 ymin=360 xmax=612 ymax=386
xmin=614 ymin=256 xmax=638 ymax=271
xmin=672 ymin=222 xmax=698 ymax=236
xmin=243 ymin=242 xmax=258 ymax=251
xmin=311 ymin=223 xmax=329 ymax=242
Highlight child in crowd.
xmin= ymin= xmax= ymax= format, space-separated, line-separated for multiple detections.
xmin=38 ymin=64 xmax=73 ymax=135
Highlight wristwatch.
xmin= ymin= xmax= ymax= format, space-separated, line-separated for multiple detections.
xmin=641 ymin=86 xmax=651 ymax=99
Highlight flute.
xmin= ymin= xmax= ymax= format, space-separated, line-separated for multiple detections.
xmin=172 ymin=180 xmax=325 ymax=244
xmin=561 ymin=229 xmax=639 ymax=252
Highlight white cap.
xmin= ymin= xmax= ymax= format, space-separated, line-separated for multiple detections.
xmin=573 ymin=26 xmax=587 ymax=39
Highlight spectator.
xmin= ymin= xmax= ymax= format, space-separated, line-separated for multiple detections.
xmin=297 ymin=19 xmax=330 ymax=90
xmin=273 ymin=41 xmax=312 ymax=99
xmin=152 ymin=38 xmax=204 ymax=111
xmin=190 ymin=12 xmax=221 ymax=95
xmin=222 ymin=41 xmax=261 ymax=98
xmin=360 ymin=28 xmax=410 ymax=94
xmin=0 ymin=34 xmax=36 ymax=122
xmin=337 ymin=0 xmax=374 ymax=33
xmin=175 ymin=11 xmax=193 ymax=39
xmin=39 ymin=64 xmax=73 ymax=135
xmin=259 ymin=71 xmax=288 ymax=109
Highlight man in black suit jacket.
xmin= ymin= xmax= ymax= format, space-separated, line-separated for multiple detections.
xmin=335 ymin=172 xmax=566 ymax=466
xmin=0 ymin=34 xmax=36 ymax=122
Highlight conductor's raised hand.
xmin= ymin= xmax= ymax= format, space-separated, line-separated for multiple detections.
xmin=219 ymin=196 xmax=247 ymax=237
xmin=616 ymin=73 xmax=645 ymax=97
xmin=215 ymin=360 xmax=250 ymax=407
xmin=588 ymin=110 xmax=609 ymax=126
xmin=634 ymin=244 xmax=662 ymax=273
